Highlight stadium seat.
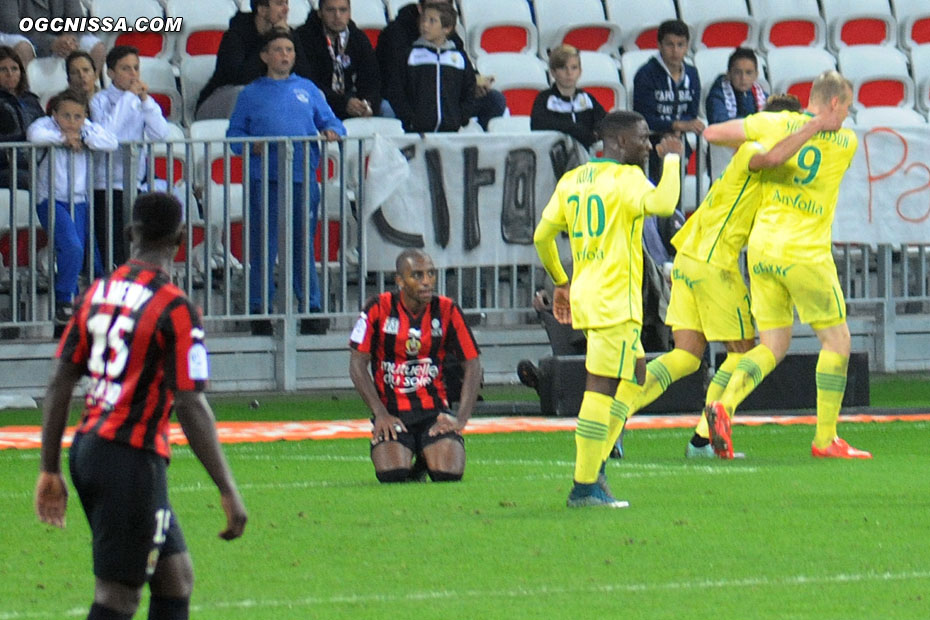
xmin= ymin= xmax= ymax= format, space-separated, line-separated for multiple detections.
xmin=179 ymin=56 xmax=217 ymax=126
xmin=150 ymin=122 xmax=188 ymax=187
xmin=351 ymin=0 xmax=388 ymax=48
xmin=90 ymin=0 xmax=170 ymax=57
xmin=460 ymin=0 xmax=538 ymax=57
xmin=0 ymin=188 xmax=45 ymax=276
xmin=577 ymin=51 xmax=625 ymax=111
xmin=852 ymin=105 xmax=927 ymax=125
xmin=603 ymin=0 xmax=677 ymax=51
xmin=747 ymin=0 xmax=827 ymax=51
xmin=165 ymin=0 xmax=236 ymax=62
xmin=475 ymin=53 xmax=549 ymax=116
xmin=677 ymin=0 xmax=759 ymax=51
xmin=891 ymin=0 xmax=930 ymax=49
xmin=486 ymin=115 xmax=532 ymax=133
xmin=838 ymin=45 xmax=914 ymax=109
xmin=911 ymin=45 xmax=930 ymax=113
xmin=286 ymin=0 xmax=312 ymax=27
xmin=140 ymin=57 xmax=183 ymax=123
xmin=533 ymin=0 xmax=621 ymax=60
xmin=25 ymin=57 xmax=68 ymax=102
xmin=766 ymin=47 xmax=837 ymax=107
xmin=619 ymin=49 xmax=655 ymax=108
xmin=820 ymin=0 xmax=897 ymax=51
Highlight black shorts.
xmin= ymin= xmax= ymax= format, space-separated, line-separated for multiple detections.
xmin=370 ymin=410 xmax=465 ymax=457
xmin=69 ymin=433 xmax=187 ymax=587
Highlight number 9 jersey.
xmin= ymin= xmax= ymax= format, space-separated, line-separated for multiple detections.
xmin=743 ymin=111 xmax=858 ymax=262
xmin=57 ymin=260 xmax=208 ymax=459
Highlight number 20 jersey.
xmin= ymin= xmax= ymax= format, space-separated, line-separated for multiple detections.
xmin=58 ymin=260 xmax=208 ymax=459
xmin=744 ymin=111 xmax=858 ymax=262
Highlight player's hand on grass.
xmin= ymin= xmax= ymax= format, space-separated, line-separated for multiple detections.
xmin=429 ymin=412 xmax=463 ymax=436
xmin=35 ymin=471 xmax=68 ymax=529
xmin=372 ymin=413 xmax=406 ymax=444
xmin=552 ymin=284 xmax=572 ymax=324
xmin=219 ymin=491 xmax=248 ymax=541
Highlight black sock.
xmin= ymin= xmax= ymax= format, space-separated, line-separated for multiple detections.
xmin=690 ymin=433 xmax=709 ymax=448
xmin=87 ymin=603 xmax=132 ymax=620
xmin=148 ymin=595 xmax=189 ymax=620
xmin=375 ymin=468 xmax=410 ymax=483
xmin=427 ymin=470 xmax=462 ymax=482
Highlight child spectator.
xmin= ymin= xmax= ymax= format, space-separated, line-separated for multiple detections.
xmin=27 ymin=89 xmax=117 ymax=325
xmin=393 ymin=2 xmax=475 ymax=133
xmin=530 ymin=45 xmax=606 ymax=149
xmin=705 ymin=47 xmax=768 ymax=124
xmin=90 ymin=45 xmax=169 ymax=269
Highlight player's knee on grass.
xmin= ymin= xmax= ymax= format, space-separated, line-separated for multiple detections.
xmin=376 ymin=468 xmax=411 ymax=483
xmin=149 ymin=552 xmax=194 ymax=600
xmin=94 ymin=580 xmax=142 ymax=616
xmin=427 ymin=469 xmax=462 ymax=482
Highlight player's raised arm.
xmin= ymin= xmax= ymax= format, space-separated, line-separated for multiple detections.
xmin=643 ymin=135 xmax=682 ymax=218
xmin=748 ymin=109 xmax=844 ymax=171
xmin=174 ymin=391 xmax=247 ymax=540
xmin=703 ymin=117 xmax=748 ymax=147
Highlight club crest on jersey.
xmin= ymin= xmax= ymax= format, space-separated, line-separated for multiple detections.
xmin=431 ymin=318 xmax=442 ymax=337
xmin=383 ymin=317 xmax=399 ymax=335
xmin=405 ymin=328 xmax=422 ymax=355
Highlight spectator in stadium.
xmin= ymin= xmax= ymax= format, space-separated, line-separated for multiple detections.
xmin=90 ymin=45 xmax=169 ymax=270
xmin=65 ymin=49 xmax=99 ymax=98
xmin=376 ymin=0 xmax=504 ymax=130
xmin=35 ymin=191 xmax=247 ymax=620
xmin=195 ymin=0 xmax=313 ymax=120
xmin=0 ymin=45 xmax=43 ymax=188
xmin=227 ymin=28 xmax=345 ymax=335
xmin=533 ymin=110 xmax=683 ymax=507
xmin=0 ymin=0 xmax=105 ymax=75
xmin=705 ymin=47 xmax=768 ymax=125
xmin=0 ymin=32 xmax=35 ymax=66
xmin=390 ymin=2 xmax=474 ymax=133
xmin=28 ymin=89 xmax=116 ymax=327
xmin=349 ymin=248 xmax=481 ymax=483
xmin=633 ymin=19 xmax=704 ymax=184
xmin=297 ymin=0 xmax=381 ymax=121
xmin=530 ymin=44 xmax=606 ymax=150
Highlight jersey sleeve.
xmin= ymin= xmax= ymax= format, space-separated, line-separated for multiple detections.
xmin=349 ymin=295 xmax=381 ymax=353
xmin=162 ymin=298 xmax=208 ymax=392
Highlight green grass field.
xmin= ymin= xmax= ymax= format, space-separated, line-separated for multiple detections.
xmin=1 ymin=374 xmax=929 ymax=619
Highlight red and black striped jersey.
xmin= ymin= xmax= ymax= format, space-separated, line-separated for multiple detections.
xmin=349 ymin=291 xmax=480 ymax=415
xmin=57 ymin=259 xmax=208 ymax=459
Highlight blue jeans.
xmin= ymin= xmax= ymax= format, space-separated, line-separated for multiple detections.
xmin=36 ymin=199 xmax=102 ymax=301
xmin=247 ymin=180 xmax=321 ymax=313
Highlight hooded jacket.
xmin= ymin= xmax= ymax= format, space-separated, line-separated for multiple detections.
xmin=398 ymin=38 xmax=475 ymax=133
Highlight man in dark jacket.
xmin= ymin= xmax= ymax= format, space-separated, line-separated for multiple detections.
xmin=195 ymin=0 xmax=313 ymax=120
xmin=297 ymin=0 xmax=381 ymax=120
xmin=376 ymin=0 xmax=503 ymax=130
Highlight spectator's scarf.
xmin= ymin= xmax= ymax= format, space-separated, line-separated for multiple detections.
xmin=325 ymin=29 xmax=349 ymax=94
xmin=721 ymin=78 xmax=767 ymax=119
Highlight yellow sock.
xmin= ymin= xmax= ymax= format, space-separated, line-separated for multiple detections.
xmin=813 ymin=350 xmax=849 ymax=449
xmin=720 ymin=345 xmax=777 ymax=415
xmin=601 ymin=379 xmax=642 ymax=462
xmin=574 ymin=391 xmax=612 ymax=484
xmin=632 ymin=349 xmax=702 ymax=414
xmin=696 ymin=353 xmax=743 ymax=438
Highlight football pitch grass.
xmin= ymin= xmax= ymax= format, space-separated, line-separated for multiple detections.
xmin=2 ymin=406 xmax=930 ymax=618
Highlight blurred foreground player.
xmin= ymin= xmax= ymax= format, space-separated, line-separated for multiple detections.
xmin=533 ymin=111 xmax=682 ymax=507
xmin=350 ymin=249 xmax=481 ymax=483
xmin=35 ymin=192 xmax=247 ymax=620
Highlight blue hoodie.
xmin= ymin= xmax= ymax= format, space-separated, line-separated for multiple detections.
xmin=632 ymin=55 xmax=701 ymax=134
xmin=227 ymin=74 xmax=346 ymax=182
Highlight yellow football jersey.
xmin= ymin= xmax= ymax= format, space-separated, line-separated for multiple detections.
xmin=673 ymin=140 xmax=767 ymax=271
xmin=743 ymin=111 xmax=858 ymax=262
xmin=539 ymin=159 xmax=657 ymax=329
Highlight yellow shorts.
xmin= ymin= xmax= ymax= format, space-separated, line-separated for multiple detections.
xmin=584 ymin=320 xmax=645 ymax=380
xmin=665 ymin=253 xmax=754 ymax=342
xmin=747 ymin=247 xmax=846 ymax=331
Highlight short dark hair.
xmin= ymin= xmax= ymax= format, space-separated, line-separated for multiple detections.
xmin=251 ymin=0 xmax=270 ymax=12
xmin=132 ymin=192 xmax=183 ymax=246
xmin=0 ymin=45 xmax=29 ymax=96
xmin=318 ymin=0 xmax=350 ymax=8
xmin=261 ymin=27 xmax=295 ymax=52
xmin=395 ymin=249 xmax=430 ymax=276
xmin=105 ymin=45 xmax=139 ymax=70
xmin=65 ymin=50 xmax=96 ymax=76
xmin=596 ymin=110 xmax=645 ymax=142
xmin=727 ymin=47 xmax=758 ymax=72
xmin=47 ymin=89 xmax=89 ymax=116
xmin=764 ymin=93 xmax=802 ymax=113
xmin=421 ymin=1 xmax=456 ymax=29
xmin=657 ymin=19 xmax=690 ymax=43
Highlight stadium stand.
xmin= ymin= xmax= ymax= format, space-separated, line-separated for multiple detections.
xmin=475 ymin=52 xmax=549 ymax=116
xmin=165 ymin=0 xmax=237 ymax=62
xmin=351 ymin=0 xmax=389 ymax=48
xmin=765 ymin=46 xmax=837 ymax=107
xmin=532 ymin=0 xmax=621 ymax=60
xmin=287 ymin=0 xmax=313 ymax=27
xmin=90 ymin=0 xmax=171 ymax=58
xmin=179 ymin=56 xmax=218 ymax=126
xmin=486 ymin=115 xmax=532 ymax=133
xmin=619 ymin=49 xmax=654 ymax=108
xmin=820 ymin=0 xmax=897 ymax=50
xmin=911 ymin=45 xmax=930 ymax=114
xmin=852 ymin=105 xmax=928 ymax=125
xmin=386 ymin=0 xmax=418 ymax=20
xmin=677 ymin=0 xmax=758 ymax=51
xmin=460 ymin=0 xmax=538 ymax=57
xmin=838 ymin=45 xmax=914 ymax=109
xmin=140 ymin=56 xmax=184 ymax=123
xmin=747 ymin=0 xmax=827 ymax=51
xmin=891 ymin=0 xmax=930 ymax=49
xmin=25 ymin=57 xmax=68 ymax=103
xmin=603 ymin=0 xmax=678 ymax=51
xmin=576 ymin=51 xmax=625 ymax=112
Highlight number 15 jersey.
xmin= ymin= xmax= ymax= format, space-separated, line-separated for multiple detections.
xmin=58 ymin=260 xmax=208 ymax=459
xmin=744 ymin=111 xmax=858 ymax=262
